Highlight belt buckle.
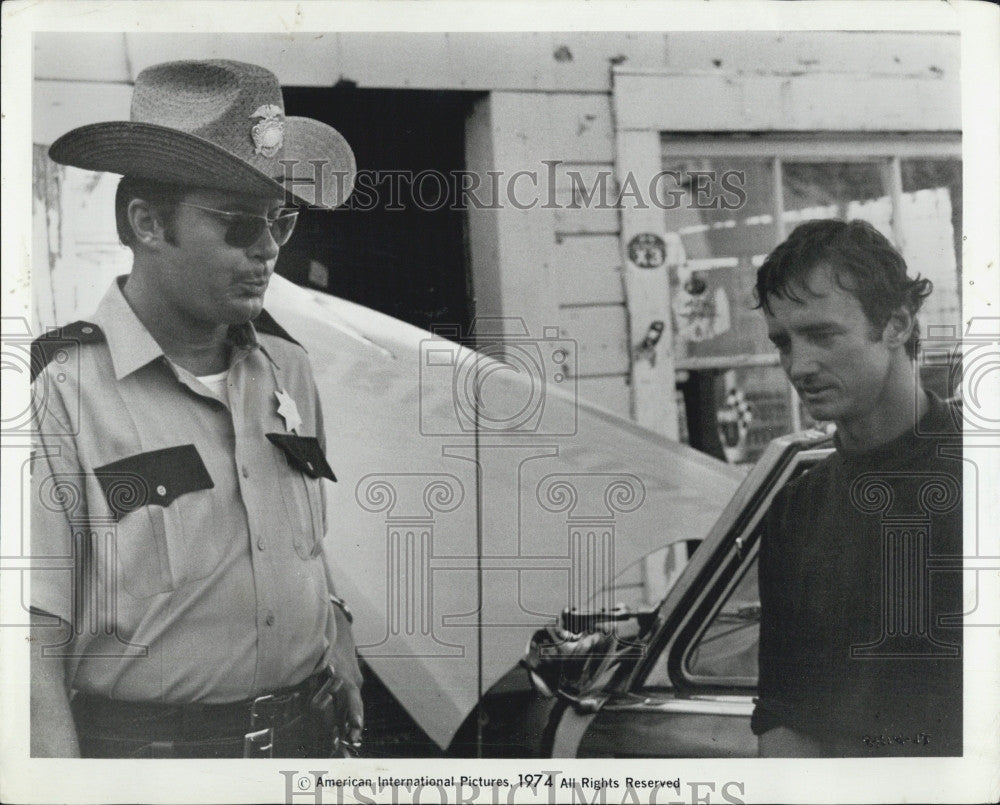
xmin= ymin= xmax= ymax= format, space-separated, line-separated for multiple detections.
xmin=244 ymin=727 xmax=274 ymax=758
xmin=251 ymin=693 xmax=277 ymax=729
xmin=246 ymin=694 xmax=278 ymax=758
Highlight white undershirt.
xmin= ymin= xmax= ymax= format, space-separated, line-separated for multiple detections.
xmin=196 ymin=369 xmax=230 ymax=406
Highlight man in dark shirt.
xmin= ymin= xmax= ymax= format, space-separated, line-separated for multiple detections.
xmin=751 ymin=219 xmax=963 ymax=757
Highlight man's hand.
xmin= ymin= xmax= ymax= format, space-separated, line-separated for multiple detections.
xmin=327 ymin=603 xmax=363 ymax=748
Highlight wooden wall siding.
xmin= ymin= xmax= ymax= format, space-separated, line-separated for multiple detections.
xmin=614 ymin=71 xmax=961 ymax=132
xmin=613 ymin=126 xmax=679 ymax=438
xmin=34 ymin=81 xmax=133 ymax=146
xmin=544 ymin=93 xmax=630 ymax=417
xmin=545 ymin=94 xmax=615 ymax=163
xmin=30 ymin=29 xmax=958 ymax=428
xmin=33 ymin=32 xmax=132 ymax=84
xmin=32 ymin=157 xmax=130 ymax=333
xmin=662 ymin=31 xmax=959 ymax=76
xmin=552 ymin=163 xmax=620 ymax=236
xmin=34 ymin=31 xmax=958 ymax=93
xmin=474 ymin=92 xmax=561 ymax=342
xmin=559 ymin=305 xmax=630 ymax=377
xmin=550 ymin=235 xmax=623 ymax=306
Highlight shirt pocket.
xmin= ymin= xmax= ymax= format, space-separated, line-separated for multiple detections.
xmin=94 ymin=445 xmax=214 ymax=598
xmin=266 ymin=433 xmax=335 ymax=560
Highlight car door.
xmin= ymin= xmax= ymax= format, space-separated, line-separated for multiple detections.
xmin=549 ymin=430 xmax=833 ymax=758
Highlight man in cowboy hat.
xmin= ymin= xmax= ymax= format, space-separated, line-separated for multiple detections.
xmin=30 ymin=59 xmax=363 ymax=758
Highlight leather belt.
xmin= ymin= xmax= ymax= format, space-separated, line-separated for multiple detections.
xmin=71 ymin=671 xmax=329 ymax=757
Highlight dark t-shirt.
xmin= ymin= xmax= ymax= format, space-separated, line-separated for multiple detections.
xmin=751 ymin=392 xmax=963 ymax=756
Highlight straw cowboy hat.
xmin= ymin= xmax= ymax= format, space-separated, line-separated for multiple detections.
xmin=49 ymin=59 xmax=355 ymax=209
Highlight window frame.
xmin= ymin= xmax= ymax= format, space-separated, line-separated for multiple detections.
xmin=630 ymin=440 xmax=834 ymax=694
xmin=660 ymin=133 xmax=962 ymax=431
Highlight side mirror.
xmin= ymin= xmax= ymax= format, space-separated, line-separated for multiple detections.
xmin=521 ymin=606 xmax=653 ymax=700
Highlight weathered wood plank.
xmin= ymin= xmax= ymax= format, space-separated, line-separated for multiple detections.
xmin=551 ymin=163 xmax=620 ymax=234
xmin=664 ymin=31 xmax=959 ymax=77
xmin=338 ymin=32 xmax=468 ymax=90
xmin=550 ymin=235 xmax=623 ymax=306
xmin=615 ymin=71 xmax=961 ymax=132
xmin=486 ymin=93 xmax=560 ymax=337
xmin=125 ymin=32 xmax=343 ymax=86
xmin=33 ymin=81 xmax=133 ymax=146
xmin=546 ymin=32 xmax=668 ymax=92
xmin=613 ymin=125 xmax=678 ymax=438
xmin=31 ymin=30 xmax=958 ymax=94
xmin=559 ymin=304 xmax=630 ymax=378
xmin=34 ymin=33 xmax=131 ymax=82
xmin=546 ymin=94 xmax=615 ymax=163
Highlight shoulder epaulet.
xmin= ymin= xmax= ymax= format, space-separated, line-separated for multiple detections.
xmin=30 ymin=321 xmax=104 ymax=383
xmin=253 ymin=309 xmax=303 ymax=349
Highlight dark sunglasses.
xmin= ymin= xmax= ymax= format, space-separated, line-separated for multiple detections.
xmin=178 ymin=202 xmax=299 ymax=248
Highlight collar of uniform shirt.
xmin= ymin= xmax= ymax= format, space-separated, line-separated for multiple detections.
xmin=93 ymin=275 xmax=278 ymax=380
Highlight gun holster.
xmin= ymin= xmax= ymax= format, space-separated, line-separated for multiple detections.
xmin=308 ymin=666 xmax=357 ymax=757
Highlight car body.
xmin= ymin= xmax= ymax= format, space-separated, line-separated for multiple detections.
xmin=464 ymin=428 xmax=835 ymax=757
xmin=265 ymin=275 xmax=748 ymax=754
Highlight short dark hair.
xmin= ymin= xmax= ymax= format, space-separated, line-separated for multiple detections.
xmin=115 ymin=177 xmax=190 ymax=248
xmin=754 ymin=219 xmax=933 ymax=359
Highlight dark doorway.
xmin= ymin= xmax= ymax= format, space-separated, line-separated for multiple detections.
xmin=277 ymin=87 xmax=482 ymax=334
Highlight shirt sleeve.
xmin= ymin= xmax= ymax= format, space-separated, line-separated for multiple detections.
xmin=29 ymin=374 xmax=83 ymax=626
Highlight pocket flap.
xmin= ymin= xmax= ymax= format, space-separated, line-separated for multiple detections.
xmin=266 ymin=433 xmax=337 ymax=482
xmin=94 ymin=445 xmax=214 ymax=520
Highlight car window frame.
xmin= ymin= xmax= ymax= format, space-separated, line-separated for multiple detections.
xmin=677 ymin=446 xmax=832 ymax=689
xmin=624 ymin=432 xmax=834 ymax=695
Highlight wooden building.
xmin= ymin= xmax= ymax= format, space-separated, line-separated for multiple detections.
xmin=33 ymin=30 xmax=962 ymax=453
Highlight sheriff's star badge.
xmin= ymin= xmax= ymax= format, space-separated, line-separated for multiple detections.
xmin=275 ymin=389 xmax=302 ymax=434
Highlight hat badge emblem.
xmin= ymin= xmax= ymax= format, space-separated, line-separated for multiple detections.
xmin=250 ymin=104 xmax=285 ymax=158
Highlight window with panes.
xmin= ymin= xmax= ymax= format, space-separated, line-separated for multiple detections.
xmin=659 ymin=135 xmax=962 ymax=462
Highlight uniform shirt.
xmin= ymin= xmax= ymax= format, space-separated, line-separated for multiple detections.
xmin=751 ymin=392 xmax=963 ymax=755
xmin=31 ymin=277 xmax=339 ymax=704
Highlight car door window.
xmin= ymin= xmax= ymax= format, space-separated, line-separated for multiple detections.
xmin=684 ymin=551 xmax=759 ymax=683
xmin=637 ymin=444 xmax=832 ymax=692
xmin=640 ymin=548 xmax=760 ymax=690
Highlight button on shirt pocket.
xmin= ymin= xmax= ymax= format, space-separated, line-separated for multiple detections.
xmin=94 ymin=445 xmax=214 ymax=598
xmin=266 ymin=433 xmax=334 ymax=559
